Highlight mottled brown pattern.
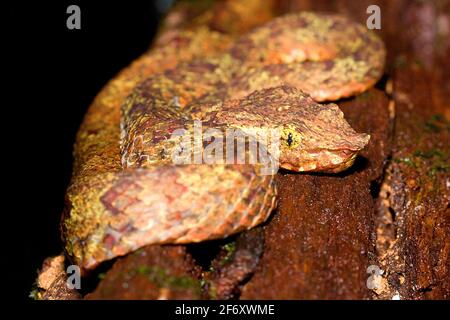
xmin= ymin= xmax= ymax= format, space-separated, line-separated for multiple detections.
xmin=65 ymin=164 xmax=276 ymax=270
xmin=229 ymin=12 xmax=386 ymax=101
xmin=62 ymin=12 xmax=384 ymax=273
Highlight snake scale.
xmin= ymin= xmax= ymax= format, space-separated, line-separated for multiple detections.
xmin=63 ymin=12 xmax=385 ymax=271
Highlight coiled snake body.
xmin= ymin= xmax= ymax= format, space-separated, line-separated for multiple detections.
xmin=63 ymin=12 xmax=385 ymax=270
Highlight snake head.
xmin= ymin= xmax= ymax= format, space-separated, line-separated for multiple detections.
xmin=278 ymin=99 xmax=370 ymax=173
xmin=220 ymin=86 xmax=369 ymax=173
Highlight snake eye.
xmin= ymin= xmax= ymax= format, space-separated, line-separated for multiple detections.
xmin=287 ymin=133 xmax=293 ymax=147
xmin=282 ymin=129 xmax=301 ymax=149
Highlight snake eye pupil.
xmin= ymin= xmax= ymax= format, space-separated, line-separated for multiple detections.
xmin=287 ymin=133 xmax=293 ymax=146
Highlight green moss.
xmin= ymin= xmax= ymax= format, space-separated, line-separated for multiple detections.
xmin=28 ymin=272 xmax=41 ymax=300
xmin=414 ymin=148 xmax=449 ymax=176
xmin=393 ymin=55 xmax=407 ymax=69
xmin=209 ymin=284 xmax=218 ymax=300
xmin=98 ymin=272 xmax=106 ymax=280
xmin=390 ymin=113 xmax=449 ymax=206
xmin=220 ymin=242 xmax=236 ymax=266
xmin=136 ymin=265 xmax=201 ymax=293
xmin=429 ymin=163 xmax=450 ymax=176
xmin=413 ymin=58 xmax=425 ymax=68
xmin=425 ymin=114 xmax=450 ymax=133
xmin=28 ymin=285 xmax=40 ymax=300
xmin=393 ymin=157 xmax=417 ymax=168
xmin=413 ymin=149 xmax=444 ymax=159
xmin=395 ymin=146 xmax=449 ymax=175
xmin=358 ymin=91 xmax=374 ymax=101
xmin=224 ymin=242 xmax=236 ymax=254
xmin=136 ymin=265 xmax=151 ymax=275
xmin=396 ymin=146 xmax=449 ymax=205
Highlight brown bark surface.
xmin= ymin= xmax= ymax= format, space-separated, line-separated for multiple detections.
xmin=86 ymin=246 xmax=202 ymax=300
xmin=373 ymin=0 xmax=450 ymax=298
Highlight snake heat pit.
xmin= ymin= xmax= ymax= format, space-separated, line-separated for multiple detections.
xmin=62 ymin=12 xmax=385 ymax=271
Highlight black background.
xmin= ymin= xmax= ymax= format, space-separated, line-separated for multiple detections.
xmin=14 ymin=1 xmax=162 ymax=299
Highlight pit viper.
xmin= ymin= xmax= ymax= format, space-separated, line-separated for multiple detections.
xmin=62 ymin=12 xmax=385 ymax=271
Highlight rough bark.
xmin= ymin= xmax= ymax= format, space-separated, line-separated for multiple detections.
xmin=86 ymin=246 xmax=203 ymax=300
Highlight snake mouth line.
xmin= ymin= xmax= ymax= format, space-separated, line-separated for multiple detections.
xmin=280 ymin=149 xmax=360 ymax=173
xmin=279 ymin=162 xmax=313 ymax=172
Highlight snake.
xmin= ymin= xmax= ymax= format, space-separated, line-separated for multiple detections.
xmin=62 ymin=12 xmax=385 ymax=271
